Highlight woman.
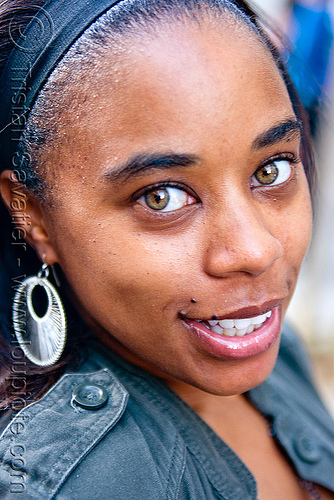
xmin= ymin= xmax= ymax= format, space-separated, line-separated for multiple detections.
xmin=0 ymin=0 xmax=333 ymax=498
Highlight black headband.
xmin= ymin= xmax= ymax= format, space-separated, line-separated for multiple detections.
xmin=0 ymin=0 xmax=123 ymax=172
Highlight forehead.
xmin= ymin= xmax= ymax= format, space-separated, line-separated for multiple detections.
xmin=49 ymin=18 xmax=294 ymax=177
xmin=117 ymin=21 xmax=288 ymax=117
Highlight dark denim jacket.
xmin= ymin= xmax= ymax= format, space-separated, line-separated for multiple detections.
xmin=0 ymin=324 xmax=333 ymax=499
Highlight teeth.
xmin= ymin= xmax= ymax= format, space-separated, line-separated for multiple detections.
xmin=234 ymin=318 xmax=251 ymax=329
xmin=224 ymin=328 xmax=236 ymax=337
xmin=211 ymin=325 xmax=224 ymax=335
xmin=202 ymin=311 xmax=272 ymax=337
xmin=218 ymin=319 xmax=234 ymax=329
xmin=251 ymin=313 xmax=267 ymax=325
xmin=236 ymin=328 xmax=247 ymax=337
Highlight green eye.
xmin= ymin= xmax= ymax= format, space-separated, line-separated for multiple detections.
xmin=252 ymin=160 xmax=293 ymax=187
xmin=145 ymin=189 xmax=170 ymax=210
xmin=137 ymin=186 xmax=196 ymax=212
xmin=255 ymin=164 xmax=278 ymax=185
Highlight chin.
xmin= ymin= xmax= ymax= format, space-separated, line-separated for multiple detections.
xmin=182 ymin=339 xmax=281 ymax=397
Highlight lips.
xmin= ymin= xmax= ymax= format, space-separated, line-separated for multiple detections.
xmin=202 ymin=310 xmax=272 ymax=337
xmin=182 ymin=305 xmax=282 ymax=359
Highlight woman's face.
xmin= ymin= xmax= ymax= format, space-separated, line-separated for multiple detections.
xmin=27 ymin=20 xmax=312 ymax=395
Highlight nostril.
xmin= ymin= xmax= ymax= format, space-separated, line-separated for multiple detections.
xmin=203 ymin=229 xmax=283 ymax=278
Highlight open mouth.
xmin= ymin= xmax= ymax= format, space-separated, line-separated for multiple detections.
xmin=200 ymin=311 xmax=272 ymax=337
xmin=182 ymin=306 xmax=281 ymax=359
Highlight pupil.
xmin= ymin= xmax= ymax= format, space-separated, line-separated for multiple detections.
xmin=256 ymin=165 xmax=278 ymax=185
xmin=146 ymin=189 xmax=170 ymax=210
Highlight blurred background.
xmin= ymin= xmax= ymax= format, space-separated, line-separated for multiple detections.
xmin=250 ymin=0 xmax=334 ymax=415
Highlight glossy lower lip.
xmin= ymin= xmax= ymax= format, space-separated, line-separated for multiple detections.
xmin=183 ymin=306 xmax=281 ymax=360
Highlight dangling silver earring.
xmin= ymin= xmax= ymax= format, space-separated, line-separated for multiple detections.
xmin=12 ymin=264 xmax=67 ymax=367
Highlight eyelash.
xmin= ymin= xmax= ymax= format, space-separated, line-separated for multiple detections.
xmin=134 ymin=181 xmax=198 ymax=213
xmin=133 ymin=153 xmax=300 ymax=212
xmin=251 ymin=153 xmax=300 ymax=188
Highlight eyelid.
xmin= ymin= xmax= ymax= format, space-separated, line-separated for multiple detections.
xmin=131 ymin=181 xmax=198 ymax=202
xmin=251 ymin=154 xmax=300 ymax=188
xmin=260 ymin=152 xmax=301 ymax=168
xmin=132 ymin=181 xmax=199 ymax=216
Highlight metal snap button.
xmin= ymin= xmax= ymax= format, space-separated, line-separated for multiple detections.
xmin=72 ymin=383 xmax=108 ymax=410
xmin=293 ymin=436 xmax=321 ymax=464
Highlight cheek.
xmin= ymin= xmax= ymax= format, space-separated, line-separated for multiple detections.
xmin=275 ymin=182 xmax=312 ymax=270
xmin=50 ymin=212 xmax=195 ymax=314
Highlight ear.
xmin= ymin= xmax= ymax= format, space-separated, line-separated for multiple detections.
xmin=0 ymin=169 xmax=59 ymax=265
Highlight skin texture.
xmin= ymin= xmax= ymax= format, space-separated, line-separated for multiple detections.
xmin=1 ymin=20 xmax=312 ymax=398
xmin=3 ymin=16 xmax=332 ymax=500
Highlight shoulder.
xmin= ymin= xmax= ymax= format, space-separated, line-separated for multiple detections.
xmin=0 ymin=349 xmax=185 ymax=499
xmin=0 ymin=344 xmax=257 ymax=499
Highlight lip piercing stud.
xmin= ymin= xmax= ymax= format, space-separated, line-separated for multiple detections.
xmin=191 ymin=299 xmax=197 ymax=304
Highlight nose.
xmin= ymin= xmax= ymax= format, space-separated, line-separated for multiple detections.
xmin=203 ymin=195 xmax=284 ymax=278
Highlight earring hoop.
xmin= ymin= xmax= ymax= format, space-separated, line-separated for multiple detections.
xmin=12 ymin=264 xmax=67 ymax=367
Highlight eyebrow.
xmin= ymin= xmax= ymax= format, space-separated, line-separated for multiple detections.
xmin=252 ymin=118 xmax=302 ymax=150
xmin=102 ymin=118 xmax=302 ymax=183
xmin=101 ymin=153 xmax=200 ymax=182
